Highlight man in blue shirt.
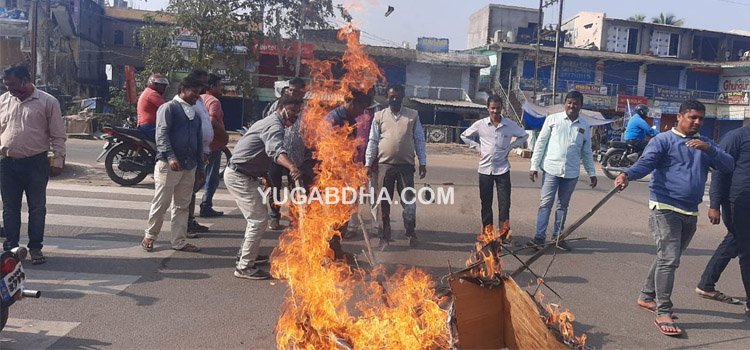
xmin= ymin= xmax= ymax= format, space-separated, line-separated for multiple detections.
xmin=696 ymin=124 xmax=750 ymax=317
xmin=528 ymin=90 xmax=598 ymax=252
xmin=624 ymin=104 xmax=658 ymax=154
xmin=615 ymin=100 xmax=735 ymax=336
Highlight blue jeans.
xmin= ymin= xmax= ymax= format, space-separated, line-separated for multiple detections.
xmin=534 ymin=173 xmax=578 ymax=241
xmin=641 ymin=209 xmax=698 ymax=316
xmin=729 ymin=202 xmax=750 ymax=308
xmin=200 ymin=150 xmax=222 ymax=211
xmin=1 ymin=153 xmax=50 ymax=251
xmin=697 ymin=203 xmax=737 ymax=292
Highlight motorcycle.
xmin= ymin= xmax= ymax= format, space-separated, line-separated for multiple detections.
xmin=1 ymin=247 xmax=41 ymax=332
xmin=600 ymin=140 xmax=641 ymax=180
xmin=97 ymin=126 xmax=233 ymax=186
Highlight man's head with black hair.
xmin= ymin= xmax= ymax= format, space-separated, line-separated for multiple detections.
xmin=676 ymin=99 xmax=706 ymax=136
xmin=178 ymin=76 xmax=204 ymax=105
xmin=287 ymin=77 xmax=307 ymax=99
xmin=564 ymin=90 xmax=584 ymax=120
xmin=2 ymin=64 xmax=33 ymax=99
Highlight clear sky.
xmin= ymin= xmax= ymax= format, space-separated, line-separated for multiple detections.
xmin=131 ymin=0 xmax=750 ymax=50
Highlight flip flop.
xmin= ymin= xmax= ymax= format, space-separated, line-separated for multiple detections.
xmin=654 ymin=320 xmax=683 ymax=336
xmin=637 ymin=300 xmax=678 ymax=319
xmin=695 ymin=288 xmax=743 ymax=305
xmin=141 ymin=239 xmax=154 ymax=252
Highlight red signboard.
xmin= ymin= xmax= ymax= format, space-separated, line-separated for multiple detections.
xmin=257 ymin=41 xmax=314 ymax=59
xmin=617 ymin=95 xmax=648 ymax=112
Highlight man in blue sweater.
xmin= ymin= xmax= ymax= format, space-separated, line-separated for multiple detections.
xmin=614 ymin=100 xmax=734 ymax=336
xmin=696 ymin=124 xmax=750 ymax=318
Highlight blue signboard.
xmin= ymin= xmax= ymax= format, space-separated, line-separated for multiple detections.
xmin=416 ymin=37 xmax=449 ymax=53
xmin=557 ymin=57 xmax=596 ymax=83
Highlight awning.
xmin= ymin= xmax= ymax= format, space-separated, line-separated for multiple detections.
xmin=410 ymin=97 xmax=487 ymax=114
xmin=522 ymin=101 xmax=613 ymax=127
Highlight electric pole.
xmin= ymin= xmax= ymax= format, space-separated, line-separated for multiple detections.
xmin=30 ymin=0 xmax=39 ymax=81
xmin=550 ymin=0 xmax=564 ymax=104
xmin=44 ymin=0 xmax=51 ymax=85
xmin=532 ymin=0 xmax=543 ymax=101
xmin=294 ymin=0 xmax=308 ymax=77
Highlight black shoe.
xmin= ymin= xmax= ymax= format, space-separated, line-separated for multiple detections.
xmin=188 ymin=220 xmax=209 ymax=233
xmin=408 ymin=236 xmax=419 ymax=248
xmin=525 ymin=239 xmax=544 ymax=251
xmin=234 ymin=267 xmax=272 ymax=280
xmin=555 ymin=240 xmax=572 ymax=252
xmin=199 ymin=208 xmax=224 ymax=218
xmin=254 ymin=254 xmax=270 ymax=265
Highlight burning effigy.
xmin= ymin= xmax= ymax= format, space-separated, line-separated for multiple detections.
xmin=270 ymin=25 xmax=588 ymax=349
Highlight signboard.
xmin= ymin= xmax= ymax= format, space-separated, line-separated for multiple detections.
xmin=654 ymin=87 xmax=697 ymax=101
xmin=569 ymin=83 xmax=607 ymax=95
xmin=720 ymin=76 xmax=750 ymax=92
xmin=257 ymin=42 xmax=314 ymax=59
xmin=617 ymin=95 xmax=649 ymax=112
xmin=557 ymin=57 xmax=596 ymax=83
xmin=718 ymin=91 xmax=750 ymax=105
xmin=582 ymin=94 xmax=613 ymax=110
xmin=653 ymin=99 xmax=682 ymax=114
xmin=416 ymin=37 xmax=449 ymax=53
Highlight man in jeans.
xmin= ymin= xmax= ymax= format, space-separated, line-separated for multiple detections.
xmin=225 ymin=95 xmax=301 ymax=280
xmin=366 ymin=84 xmax=427 ymax=248
xmin=141 ymin=77 xmax=205 ymax=253
xmin=461 ymin=94 xmax=528 ymax=241
xmin=696 ymin=123 xmax=750 ymax=316
xmin=615 ymin=100 xmax=734 ymax=336
xmin=0 ymin=64 xmax=66 ymax=264
xmin=199 ymin=73 xmax=229 ymax=217
xmin=528 ymin=91 xmax=597 ymax=252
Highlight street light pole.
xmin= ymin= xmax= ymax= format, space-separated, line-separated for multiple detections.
xmin=30 ymin=0 xmax=38 ymax=82
xmin=294 ymin=0 xmax=308 ymax=77
xmin=551 ymin=0 xmax=564 ymax=103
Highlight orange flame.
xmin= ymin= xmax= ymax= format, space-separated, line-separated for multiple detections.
xmin=271 ymin=25 xmax=450 ymax=349
xmin=537 ymin=292 xmax=587 ymax=348
xmin=464 ymin=223 xmax=511 ymax=277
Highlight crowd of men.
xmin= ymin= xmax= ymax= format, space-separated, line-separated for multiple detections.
xmin=1 ymin=62 xmax=748 ymax=336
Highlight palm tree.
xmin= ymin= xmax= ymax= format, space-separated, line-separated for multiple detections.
xmin=628 ymin=14 xmax=646 ymax=22
xmin=651 ymin=13 xmax=684 ymax=27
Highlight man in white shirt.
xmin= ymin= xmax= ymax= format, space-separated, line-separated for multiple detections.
xmin=461 ymin=95 xmax=528 ymax=241
xmin=528 ymin=90 xmax=597 ymax=251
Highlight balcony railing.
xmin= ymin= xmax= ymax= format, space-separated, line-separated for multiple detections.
xmin=405 ymin=85 xmax=471 ymax=101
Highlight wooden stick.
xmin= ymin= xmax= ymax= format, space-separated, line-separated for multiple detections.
xmin=510 ymin=186 xmax=620 ymax=278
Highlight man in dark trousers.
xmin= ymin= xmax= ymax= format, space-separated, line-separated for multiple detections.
xmin=696 ymin=123 xmax=750 ymax=317
xmin=0 ymin=64 xmax=67 ymax=264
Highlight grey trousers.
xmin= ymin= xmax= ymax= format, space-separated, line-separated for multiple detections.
xmin=224 ymin=167 xmax=268 ymax=271
xmin=640 ymin=209 xmax=698 ymax=316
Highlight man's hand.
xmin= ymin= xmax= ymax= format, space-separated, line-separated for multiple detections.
xmin=686 ymin=139 xmax=710 ymax=151
xmin=202 ymin=153 xmax=209 ymax=165
xmin=589 ymin=176 xmax=598 ymax=189
xmin=614 ymin=173 xmax=629 ymax=191
xmin=288 ymin=166 xmax=302 ymax=182
xmin=50 ymin=166 xmax=64 ymax=177
xmin=169 ymin=159 xmax=182 ymax=171
xmin=529 ymin=171 xmax=538 ymax=182
xmin=419 ymin=165 xmax=427 ymax=179
xmin=708 ymin=208 xmax=721 ymax=225
xmin=195 ymin=171 xmax=206 ymax=190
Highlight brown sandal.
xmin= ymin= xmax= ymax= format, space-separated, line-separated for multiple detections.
xmin=695 ymin=288 xmax=743 ymax=305
xmin=654 ymin=319 xmax=683 ymax=336
xmin=637 ymin=300 xmax=677 ymax=319
xmin=174 ymin=243 xmax=201 ymax=252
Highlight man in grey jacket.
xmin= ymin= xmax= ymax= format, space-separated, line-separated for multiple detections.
xmin=141 ymin=76 xmax=205 ymax=253
xmin=225 ymin=95 xmax=302 ymax=280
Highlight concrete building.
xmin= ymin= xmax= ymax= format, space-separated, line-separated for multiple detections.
xmin=467 ymin=4 xmax=540 ymax=49
xmin=0 ymin=0 xmax=28 ymax=67
xmin=563 ymin=12 xmax=750 ymax=62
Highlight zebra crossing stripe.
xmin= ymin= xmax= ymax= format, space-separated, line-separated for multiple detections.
xmin=0 ymin=319 xmax=80 ymax=349
xmin=42 ymin=195 xmax=235 ymax=214
xmin=22 ymin=214 xmax=214 ymax=231
xmin=47 ymin=182 xmax=238 ymax=202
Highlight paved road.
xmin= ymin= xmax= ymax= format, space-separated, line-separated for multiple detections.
xmin=1 ymin=140 xmax=747 ymax=349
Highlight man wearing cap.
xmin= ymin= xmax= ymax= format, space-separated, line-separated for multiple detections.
xmin=137 ymin=74 xmax=169 ymax=141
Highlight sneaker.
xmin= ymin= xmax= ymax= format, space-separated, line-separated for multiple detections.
xmin=254 ymin=254 xmax=270 ymax=265
xmin=525 ymin=239 xmax=544 ymax=251
xmin=268 ymin=218 xmax=283 ymax=230
xmin=234 ymin=267 xmax=272 ymax=280
xmin=199 ymin=207 xmax=224 ymax=218
xmin=188 ymin=220 xmax=210 ymax=233
xmin=555 ymin=240 xmax=572 ymax=252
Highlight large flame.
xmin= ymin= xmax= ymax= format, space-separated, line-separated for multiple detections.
xmin=271 ymin=25 xmax=450 ymax=349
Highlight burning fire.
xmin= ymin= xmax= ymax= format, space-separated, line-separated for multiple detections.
xmin=464 ymin=223 xmax=510 ymax=278
xmin=536 ymin=291 xmax=587 ymax=348
xmin=270 ymin=25 xmax=450 ymax=349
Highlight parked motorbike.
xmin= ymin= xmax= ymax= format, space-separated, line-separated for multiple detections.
xmin=600 ymin=140 xmax=641 ymax=180
xmin=1 ymin=247 xmax=41 ymax=332
xmin=97 ymin=126 xmax=233 ymax=186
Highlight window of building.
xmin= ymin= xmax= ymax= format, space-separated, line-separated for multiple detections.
xmin=6 ymin=0 xmax=19 ymax=9
xmin=669 ymin=33 xmax=680 ymax=56
xmin=627 ymin=28 xmax=639 ymax=54
xmin=114 ymin=30 xmax=124 ymax=45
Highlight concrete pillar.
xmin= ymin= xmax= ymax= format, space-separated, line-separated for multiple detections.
xmin=637 ymin=63 xmax=647 ymax=96
xmin=595 ymin=60 xmax=605 ymax=86
xmin=679 ymin=68 xmax=687 ymax=90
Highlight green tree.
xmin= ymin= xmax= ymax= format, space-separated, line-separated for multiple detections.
xmin=651 ymin=13 xmax=684 ymax=27
xmin=139 ymin=0 xmax=350 ymax=96
xmin=627 ymin=14 xmax=646 ymax=22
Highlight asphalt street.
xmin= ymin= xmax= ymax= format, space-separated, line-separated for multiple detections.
xmin=1 ymin=139 xmax=747 ymax=349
